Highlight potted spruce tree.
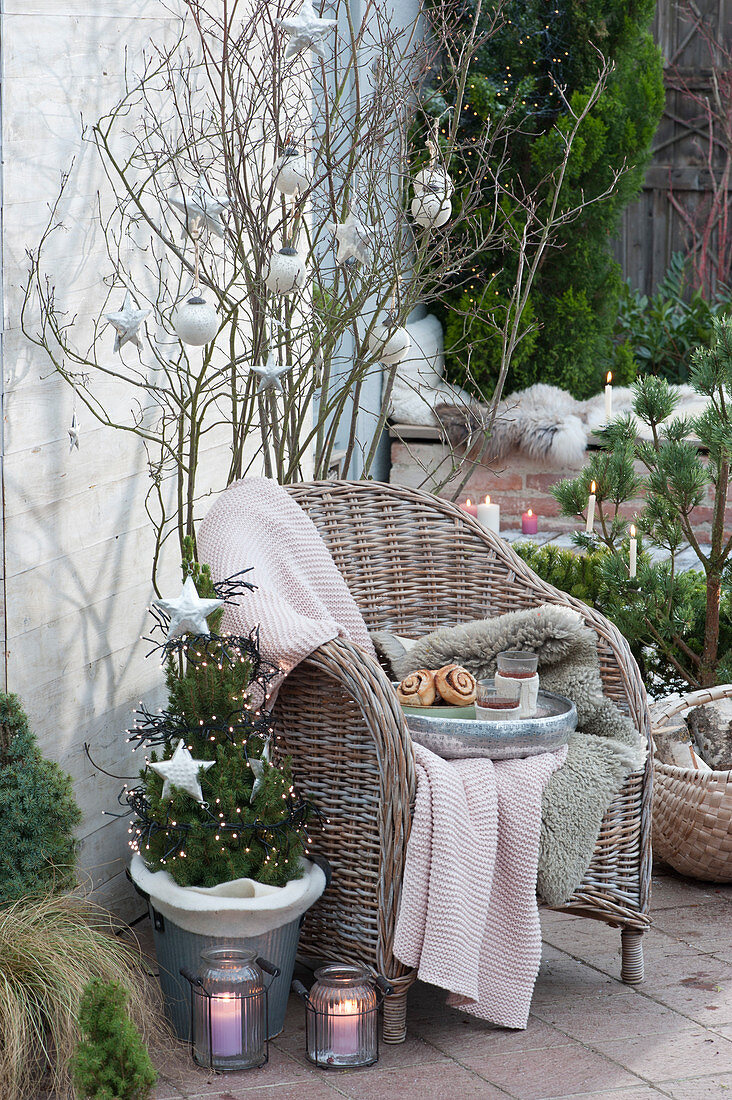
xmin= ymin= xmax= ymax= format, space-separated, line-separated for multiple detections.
xmin=128 ymin=543 xmax=324 ymax=1040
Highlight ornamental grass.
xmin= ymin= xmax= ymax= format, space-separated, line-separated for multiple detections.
xmin=0 ymin=890 xmax=163 ymax=1100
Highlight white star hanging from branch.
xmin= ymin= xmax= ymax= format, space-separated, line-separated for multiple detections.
xmin=152 ymin=575 xmax=224 ymax=641
xmin=168 ymin=173 xmax=230 ymax=238
xmin=250 ymin=352 xmax=293 ymax=394
xmin=326 ymin=211 xmax=376 ymax=265
xmin=68 ymin=411 xmax=80 ymax=453
xmin=249 ymin=738 xmax=272 ymax=803
xmin=104 ymin=291 xmax=151 ymax=354
xmin=277 ymin=0 xmax=337 ymax=60
xmin=149 ymin=739 xmax=215 ymax=803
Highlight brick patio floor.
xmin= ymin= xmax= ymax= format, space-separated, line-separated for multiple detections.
xmin=145 ymin=867 xmax=732 ymax=1100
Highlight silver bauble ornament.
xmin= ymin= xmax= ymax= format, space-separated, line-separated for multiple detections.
xmin=413 ymin=165 xmax=454 ymax=199
xmin=368 ymin=314 xmax=411 ymax=366
xmin=173 ymin=295 xmax=219 ymax=346
xmin=411 ymin=191 xmax=452 ymax=229
xmin=274 ymin=147 xmax=310 ymax=196
xmin=265 ymin=247 xmax=306 ymax=295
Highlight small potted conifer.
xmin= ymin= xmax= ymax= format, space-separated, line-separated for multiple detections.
xmin=128 ymin=542 xmax=324 ymax=1040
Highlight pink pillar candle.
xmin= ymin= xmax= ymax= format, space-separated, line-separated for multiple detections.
xmin=210 ymin=994 xmax=242 ymax=1057
xmin=461 ymin=498 xmax=478 ymax=518
xmin=521 ymin=508 xmax=538 ymax=535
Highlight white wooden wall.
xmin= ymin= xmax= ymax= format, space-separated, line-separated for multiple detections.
xmin=2 ymin=0 xmax=247 ymax=918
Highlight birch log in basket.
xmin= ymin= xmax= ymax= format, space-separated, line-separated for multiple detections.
xmin=651 ymin=685 xmax=732 ymax=883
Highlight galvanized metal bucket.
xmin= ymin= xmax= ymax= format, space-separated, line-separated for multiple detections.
xmin=128 ymin=856 xmax=329 ymax=1041
xmin=148 ymin=906 xmax=301 ymax=1040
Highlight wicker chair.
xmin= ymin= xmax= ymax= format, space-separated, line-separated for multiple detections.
xmin=275 ymin=481 xmax=653 ymax=1042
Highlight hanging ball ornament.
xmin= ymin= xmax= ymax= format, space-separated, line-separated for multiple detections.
xmin=368 ymin=313 xmax=411 ymax=366
xmin=411 ymin=189 xmax=452 ymax=229
xmin=274 ymin=147 xmax=310 ymax=197
xmin=265 ymin=247 xmax=306 ymax=295
xmin=413 ymin=165 xmax=454 ymax=200
xmin=173 ymin=295 xmax=220 ymax=346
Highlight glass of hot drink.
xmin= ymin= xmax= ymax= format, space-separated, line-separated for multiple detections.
xmin=496 ymin=651 xmax=539 ymax=678
xmin=475 ymin=680 xmax=522 ymax=722
xmin=495 ymin=651 xmax=539 ymax=718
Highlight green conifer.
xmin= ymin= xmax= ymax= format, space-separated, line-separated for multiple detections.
xmin=72 ymin=978 xmax=156 ymax=1100
xmin=0 ymin=693 xmax=81 ymax=902
xmin=129 ymin=540 xmax=311 ymax=888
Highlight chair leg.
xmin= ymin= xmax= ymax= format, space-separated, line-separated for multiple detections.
xmin=382 ymin=987 xmax=409 ymax=1044
xmin=621 ymin=928 xmax=645 ymax=984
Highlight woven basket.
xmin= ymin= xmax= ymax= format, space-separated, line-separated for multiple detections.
xmin=651 ymin=685 xmax=732 ymax=883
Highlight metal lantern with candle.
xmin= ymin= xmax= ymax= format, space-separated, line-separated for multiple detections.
xmin=180 ymin=948 xmax=280 ymax=1072
xmin=293 ymin=965 xmax=393 ymax=1069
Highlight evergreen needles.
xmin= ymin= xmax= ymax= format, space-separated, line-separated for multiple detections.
xmin=73 ymin=979 xmax=157 ymax=1100
xmin=128 ymin=542 xmax=314 ymax=888
xmin=551 ymin=316 xmax=732 ymax=689
xmin=0 ymin=692 xmax=81 ymax=903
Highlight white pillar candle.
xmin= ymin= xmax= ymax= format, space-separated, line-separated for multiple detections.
xmin=629 ymin=524 xmax=637 ymax=579
xmin=604 ymin=371 xmax=613 ymax=420
xmin=476 ymin=494 xmax=500 ymax=533
xmin=330 ymin=997 xmax=361 ymax=1056
xmin=585 ymin=481 xmax=596 ymax=534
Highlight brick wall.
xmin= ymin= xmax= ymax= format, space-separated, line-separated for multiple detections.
xmin=389 ymin=435 xmax=727 ymax=541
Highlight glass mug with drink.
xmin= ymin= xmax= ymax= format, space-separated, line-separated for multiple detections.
xmin=494 ymin=650 xmax=539 ymax=718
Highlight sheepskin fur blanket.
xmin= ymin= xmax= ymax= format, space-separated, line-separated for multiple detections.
xmin=433 ymin=382 xmax=706 ymax=468
xmin=372 ymin=604 xmax=647 ymax=906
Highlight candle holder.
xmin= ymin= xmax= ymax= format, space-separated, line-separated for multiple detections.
xmin=475 ymin=681 xmax=522 ymax=721
xmin=292 ymin=965 xmax=393 ymax=1069
xmin=180 ymin=948 xmax=280 ymax=1072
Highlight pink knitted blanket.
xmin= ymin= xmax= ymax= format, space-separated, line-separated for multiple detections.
xmin=197 ymin=477 xmax=376 ymax=672
xmin=394 ymin=742 xmax=567 ymax=1029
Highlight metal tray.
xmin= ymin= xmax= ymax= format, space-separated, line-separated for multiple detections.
xmin=400 ymin=690 xmax=577 ymax=760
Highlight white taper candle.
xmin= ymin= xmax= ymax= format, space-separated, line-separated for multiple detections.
xmin=585 ymin=481 xmax=596 ymax=535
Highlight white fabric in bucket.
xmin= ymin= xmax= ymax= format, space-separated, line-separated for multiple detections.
xmin=129 ymin=855 xmax=326 ymax=938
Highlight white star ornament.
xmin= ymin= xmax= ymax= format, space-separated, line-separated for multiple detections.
xmin=149 ymin=739 xmax=214 ymax=803
xmin=250 ymin=353 xmax=293 ymax=394
xmin=249 ymin=738 xmax=272 ymax=803
xmin=152 ymin=575 xmax=224 ymax=641
xmin=104 ymin=291 xmax=151 ymax=354
xmin=326 ymin=211 xmax=376 ymax=264
xmin=68 ymin=411 xmax=80 ymax=453
xmin=168 ymin=173 xmax=230 ymax=238
xmin=278 ymin=0 xmax=337 ymax=60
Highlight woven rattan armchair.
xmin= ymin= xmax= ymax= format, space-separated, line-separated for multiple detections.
xmin=275 ymin=481 xmax=653 ymax=1042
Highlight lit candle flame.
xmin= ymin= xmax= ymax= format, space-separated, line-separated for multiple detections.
xmin=527 ymin=509 xmax=533 ymax=517
xmin=630 ymin=524 xmax=636 ymax=537
xmin=466 ymin=498 xmax=472 ymax=507
xmin=590 ymin=481 xmax=596 ymax=494
xmin=485 ymin=495 xmax=491 ymax=505
xmin=607 ymin=371 xmax=612 ymax=384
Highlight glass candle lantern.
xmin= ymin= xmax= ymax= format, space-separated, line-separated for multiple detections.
xmin=293 ymin=965 xmax=392 ymax=1069
xmin=180 ymin=948 xmax=280 ymax=1072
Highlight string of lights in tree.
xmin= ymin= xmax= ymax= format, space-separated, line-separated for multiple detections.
xmin=123 ymin=784 xmax=316 ymax=867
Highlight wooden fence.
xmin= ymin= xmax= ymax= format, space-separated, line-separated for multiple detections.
xmin=613 ymin=0 xmax=732 ymax=295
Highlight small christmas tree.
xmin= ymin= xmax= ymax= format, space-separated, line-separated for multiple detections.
xmin=72 ymin=978 xmax=156 ymax=1100
xmin=126 ymin=540 xmax=312 ymax=889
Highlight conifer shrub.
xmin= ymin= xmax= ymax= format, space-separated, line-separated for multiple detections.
xmin=72 ymin=979 xmax=157 ymax=1100
xmin=429 ymin=0 xmax=664 ymax=399
xmin=0 ymin=692 xmax=81 ymax=902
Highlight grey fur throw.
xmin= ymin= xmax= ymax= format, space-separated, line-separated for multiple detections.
xmin=372 ymin=604 xmax=647 ymax=907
